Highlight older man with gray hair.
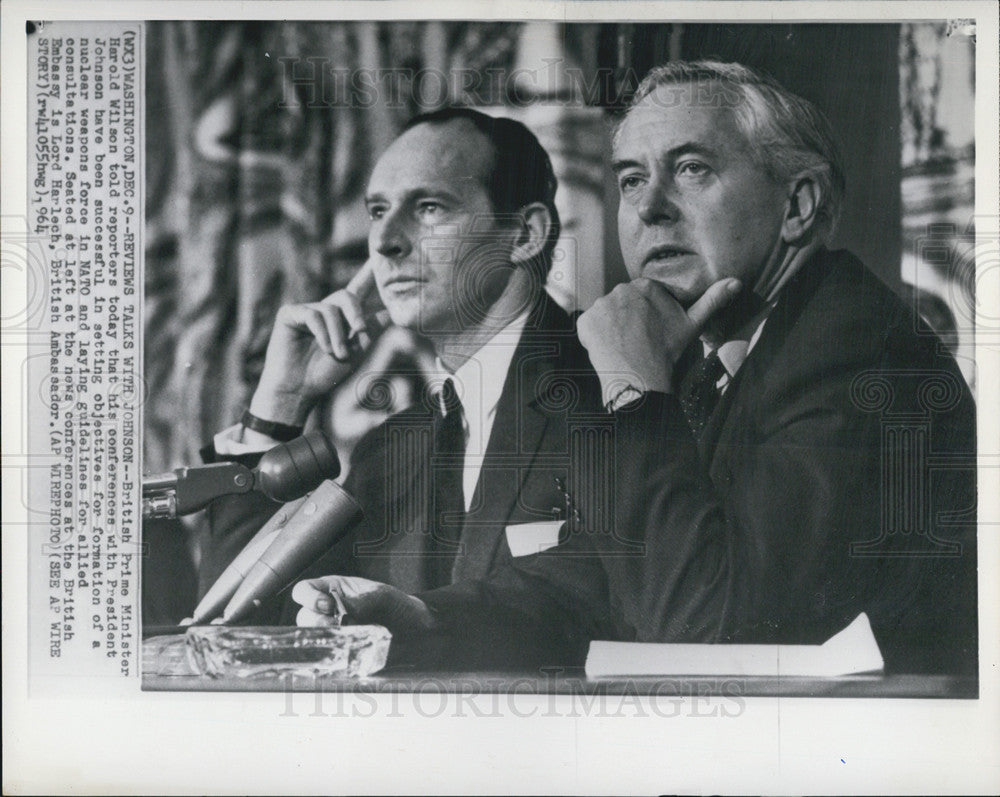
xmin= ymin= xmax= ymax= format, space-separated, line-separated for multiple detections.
xmin=297 ymin=61 xmax=977 ymax=677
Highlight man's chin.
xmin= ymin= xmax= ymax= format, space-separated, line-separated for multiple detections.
xmin=635 ymin=275 xmax=699 ymax=309
xmin=380 ymin=292 xmax=426 ymax=325
xmin=387 ymin=308 xmax=455 ymax=338
xmin=382 ymin=305 xmax=418 ymax=331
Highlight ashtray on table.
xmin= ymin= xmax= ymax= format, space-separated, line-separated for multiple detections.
xmin=185 ymin=625 xmax=391 ymax=679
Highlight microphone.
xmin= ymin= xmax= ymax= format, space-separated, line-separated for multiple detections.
xmin=184 ymin=494 xmax=310 ymax=625
xmin=142 ymin=431 xmax=340 ymax=519
xmin=220 ymin=479 xmax=364 ymax=624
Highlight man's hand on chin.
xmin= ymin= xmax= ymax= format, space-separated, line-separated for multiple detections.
xmin=291 ymin=575 xmax=437 ymax=637
xmin=577 ymin=276 xmax=742 ymax=402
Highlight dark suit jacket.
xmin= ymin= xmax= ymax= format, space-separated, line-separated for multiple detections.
xmin=198 ymin=292 xmax=605 ymax=621
xmin=421 ymin=249 xmax=978 ymax=675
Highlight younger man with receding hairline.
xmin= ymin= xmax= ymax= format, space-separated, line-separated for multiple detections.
xmin=202 ymin=109 xmax=603 ymax=630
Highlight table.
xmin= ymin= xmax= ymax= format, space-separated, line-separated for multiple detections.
xmin=142 ymin=635 xmax=977 ymax=698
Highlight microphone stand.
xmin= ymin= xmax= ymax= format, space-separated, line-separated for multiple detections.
xmin=142 ymin=462 xmax=256 ymax=519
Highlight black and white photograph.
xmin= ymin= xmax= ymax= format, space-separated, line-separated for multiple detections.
xmin=3 ymin=2 xmax=999 ymax=794
xmin=139 ymin=17 xmax=979 ymax=689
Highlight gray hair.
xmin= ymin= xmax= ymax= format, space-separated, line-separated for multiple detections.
xmin=616 ymin=60 xmax=846 ymax=241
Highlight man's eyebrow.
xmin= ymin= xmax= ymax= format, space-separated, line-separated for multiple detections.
xmin=364 ymin=187 xmax=463 ymax=204
xmin=611 ymin=157 xmax=643 ymax=174
xmin=611 ymin=142 xmax=718 ymax=173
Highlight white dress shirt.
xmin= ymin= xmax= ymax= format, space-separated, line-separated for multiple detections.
xmin=439 ymin=312 xmax=530 ymax=511
xmin=710 ymin=303 xmax=775 ymax=392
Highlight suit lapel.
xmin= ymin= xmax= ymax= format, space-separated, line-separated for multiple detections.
xmin=351 ymin=405 xmax=439 ymax=593
xmin=450 ymin=295 xmax=567 ymax=582
xmin=701 ymin=251 xmax=829 ymax=473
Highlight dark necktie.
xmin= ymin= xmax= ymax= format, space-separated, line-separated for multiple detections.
xmin=429 ymin=378 xmax=465 ymax=587
xmin=679 ymin=350 xmax=726 ymax=437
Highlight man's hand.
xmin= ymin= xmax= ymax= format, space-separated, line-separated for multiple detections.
xmin=291 ymin=575 xmax=437 ymax=636
xmin=249 ymin=260 xmax=389 ymax=426
xmin=577 ymin=277 xmax=742 ymax=400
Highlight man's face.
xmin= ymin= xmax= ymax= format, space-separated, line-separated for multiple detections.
xmin=613 ymin=82 xmax=789 ymax=306
xmin=365 ymin=120 xmax=517 ymax=335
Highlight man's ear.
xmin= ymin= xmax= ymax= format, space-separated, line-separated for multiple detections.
xmin=781 ymin=176 xmax=822 ymax=244
xmin=510 ymin=202 xmax=553 ymax=265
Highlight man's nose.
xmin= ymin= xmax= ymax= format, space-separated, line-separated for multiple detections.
xmin=374 ymin=210 xmax=412 ymax=260
xmin=636 ymin=176 xmax=679 ymax=225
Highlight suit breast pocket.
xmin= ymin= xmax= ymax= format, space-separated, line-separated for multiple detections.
xmin=505 ymin=520 xmax=565 ymax=558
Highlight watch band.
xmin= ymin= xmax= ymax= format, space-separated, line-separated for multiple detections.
xmin=605 ymin=385 xmax=645 ymax=413
xmin=240 ymin=409 xmax=304 ymax=442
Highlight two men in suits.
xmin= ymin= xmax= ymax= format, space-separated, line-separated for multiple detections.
xmin=300 ymin=61 xmax=978 ymax=676
xmin=200 ymin=108 xmax=603 ymax=624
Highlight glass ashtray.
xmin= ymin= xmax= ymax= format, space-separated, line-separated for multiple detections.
xmin=185 ymin=625 xmax=391 ymax=679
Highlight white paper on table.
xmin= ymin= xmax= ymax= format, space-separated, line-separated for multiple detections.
xmin=585 ymin=613 xmax=884 ymax=679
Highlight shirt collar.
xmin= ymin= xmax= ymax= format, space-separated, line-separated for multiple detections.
xmin=703 ymin=299 xmax=776 ymax=381
xmin=433 ymin=312 xmax=531 ymax=454
xmin=707 ymin=243 xmax=821 ymax=379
